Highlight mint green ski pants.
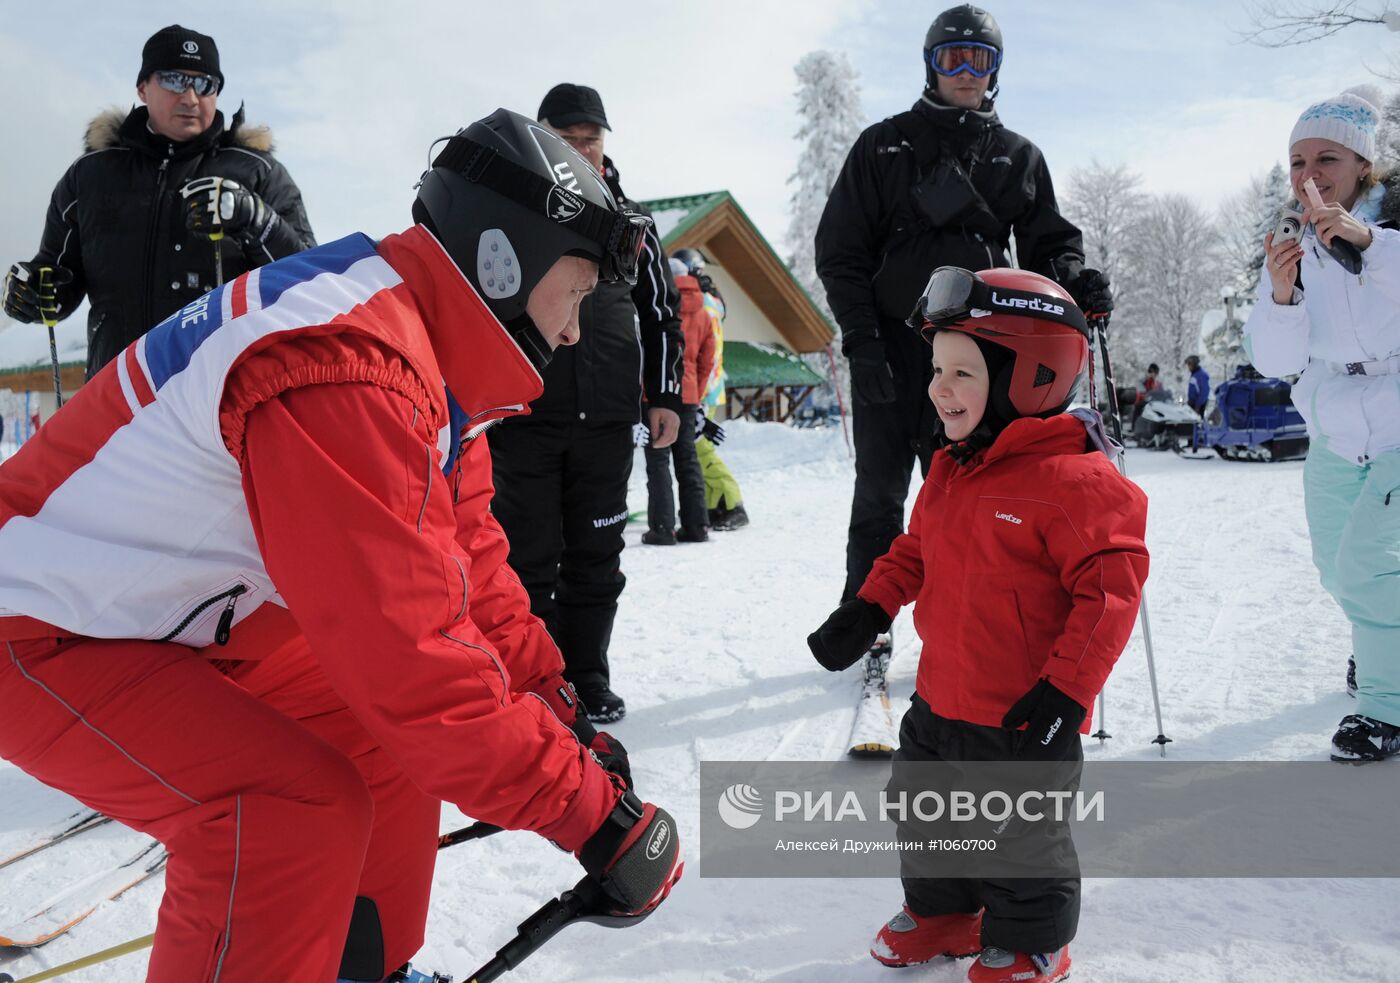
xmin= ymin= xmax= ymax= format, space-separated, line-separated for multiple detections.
xmin=1304 ymin=441 xmax=1400 ymax=724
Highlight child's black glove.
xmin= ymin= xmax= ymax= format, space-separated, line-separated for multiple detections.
xmin=1001 ymin=679 xmax=1087 ymax=761
xmin=808 ymin=599 xmax=891 ymax=672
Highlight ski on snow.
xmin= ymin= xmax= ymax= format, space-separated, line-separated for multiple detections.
xmin=0 ymin=840 xmax=166 ymax=948
xmin=0 ymin=811 xmax=110 ymax=873
xmin=847 ymin=635 xmax=897 ymax=758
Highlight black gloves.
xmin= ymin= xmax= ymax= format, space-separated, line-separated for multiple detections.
xmin=572 ymin=715 xmax=632 ymax=790
xmin=181 ymin=177 xmax=280 ymax=246
xmin=579 ymin=789 xmax=683 ymax=917
xmin=1068 ymin=268 xmax=1113 ymax=318
xmin=808 ymin=598 xmax=892 ymax=672
xmin=695 ymin=408 xmax=726 ymax=445
xmin=3 ymin=263 xmax=71 ymax=324
xmin=1001 ymin=679 xmax=1087 ymax=761
xmin=847 ymin=343 xmax=896 ymax=406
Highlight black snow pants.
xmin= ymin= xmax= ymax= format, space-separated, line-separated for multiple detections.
xmin=842 ymin=325 xmax=936 ymax=602
xmin=892 ymin=694 xmax=1082 ymax=955
xmin=488 ymin=416 xmax=634 ymax=690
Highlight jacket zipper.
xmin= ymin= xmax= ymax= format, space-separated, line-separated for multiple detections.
xmin=143 ymin=149 xmax=174 ymax=332
xmin=160 ymin=584 xmax=248 ymax=645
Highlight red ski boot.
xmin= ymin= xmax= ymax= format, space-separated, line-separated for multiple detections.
xmin=870 ymin=906 xmax=982 ymax=966
xmin=967 ymin=945 xmax=1071 ymax=983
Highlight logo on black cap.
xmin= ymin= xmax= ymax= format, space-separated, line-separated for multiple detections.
xmin=183 ymin=40 xmax=199 ymax=54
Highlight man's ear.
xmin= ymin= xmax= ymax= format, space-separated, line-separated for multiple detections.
xmin=136 ymin=79 xmax=149 ymax=105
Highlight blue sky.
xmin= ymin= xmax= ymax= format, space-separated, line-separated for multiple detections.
xmin=1 ymin=0 xmax=1395 ymax=282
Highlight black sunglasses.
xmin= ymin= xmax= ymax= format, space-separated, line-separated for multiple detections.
xmin=154 ymin=70 xmax=221 ymax=97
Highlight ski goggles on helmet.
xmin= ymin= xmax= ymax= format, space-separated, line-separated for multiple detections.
xmin=928 ymin=42 xmax=1001 ymax=78
xmin=154 ymin=69 xmax=222 ymax=97
xmin=908 ymin=267 xmax=1088 ymax=340
xmin=435 ymin=135 xmax=654 ymax=286
xmin=599 ymin=211 xmax=651 ymax=285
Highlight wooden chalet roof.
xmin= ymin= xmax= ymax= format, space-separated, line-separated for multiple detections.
xmin=642 ymin=191 xmax=834 ymax=354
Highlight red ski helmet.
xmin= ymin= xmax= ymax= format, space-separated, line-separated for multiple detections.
xmin=909 ymin=266 xmax=1089 ymax=418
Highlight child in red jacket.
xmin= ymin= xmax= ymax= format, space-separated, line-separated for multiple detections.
xmin=808 ymin=267 xmax=1148 ymax=983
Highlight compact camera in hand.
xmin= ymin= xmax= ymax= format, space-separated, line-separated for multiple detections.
xmin=1272 ymin=209 xmax=1305 ymax=248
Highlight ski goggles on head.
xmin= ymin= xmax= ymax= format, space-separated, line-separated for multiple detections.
xmin=154 ymin=70 xmax=222 ymax=97
xmin=928 ymin=42 xmax=1001 ymax=78
xmin=907 ymin=267 xmax=1088 ymax=339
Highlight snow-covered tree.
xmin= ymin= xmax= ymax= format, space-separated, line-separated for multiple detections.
xmin=1123 ymin=194 xmax=1224 ymax=390
xmin=1060 ymin=161 xmax=1150 ymax=396
xmin=786 ymin=49 xmax=863 ymax=419
xmin=1060 ymin=161 xmax=1148 ymax=301
xmin=786 ymin=49 xmax=863 ymax=320
xmin=1371 ymin=85 xmax=1400 ymax=163
xmin=1219 ymin=163 xmax=1290 ymax=301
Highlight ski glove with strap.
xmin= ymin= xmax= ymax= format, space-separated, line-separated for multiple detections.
xmin=181 ymin=177 xmax=281 ymax=246
xmin=579 ymin=785 xmax=684 ymax=917
xmin=808 ymin=598 xmax=892 ymax=672
xmin=847 ymin=342 xmax=896 ymax=406
xmin=532 ymin=674 xmax=632 ymax=788
xmin=3 ymin=262 xmax=72 ymax=324
xmin=1001 ymin=679 xmax=1086 ymax=761
xmin=1068 ymin=268 xmax=1113 ymax=318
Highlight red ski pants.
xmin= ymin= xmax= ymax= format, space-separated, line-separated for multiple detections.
xmin=0 ymin=633 xmax=439 ymax=982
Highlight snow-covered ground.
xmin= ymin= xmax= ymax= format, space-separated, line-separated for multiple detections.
xmin=2 ymin=419 xmax=1397 ymax=982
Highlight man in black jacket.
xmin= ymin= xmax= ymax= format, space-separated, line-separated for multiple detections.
xmin=2 ymin=25 xmax=315 ymax=378
xmin=489 ymin=83 xmax=685 ymax=723
xmin=816 ymin=4 xmax=1110 ymax=616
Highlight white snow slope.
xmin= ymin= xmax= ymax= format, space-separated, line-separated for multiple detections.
xmin=2 ymin=420 xmax=1397 ymax=982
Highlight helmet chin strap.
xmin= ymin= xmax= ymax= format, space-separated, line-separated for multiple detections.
xmin=504 ymin=312 xmax=554 ymax=372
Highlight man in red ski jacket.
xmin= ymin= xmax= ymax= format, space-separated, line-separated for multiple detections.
xmin=0 ymin=110 xmax=681 ymax=983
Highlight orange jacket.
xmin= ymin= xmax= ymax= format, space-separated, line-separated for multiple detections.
xmin=674 ymin=274 xmax=716 ymax=404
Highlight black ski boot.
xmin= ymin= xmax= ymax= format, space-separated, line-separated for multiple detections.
xmin=1330 ymin=713 xmax=1400 ymax=762
xmin=362 ymin=965 xmax=450 ymax=983
xmin=577 ymin=682 xmax=627 ymax=723
xmin=709 ymin=503 xmax=749 ymax=530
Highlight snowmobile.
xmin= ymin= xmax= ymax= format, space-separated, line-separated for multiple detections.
xmin=1195 ymin=365 xmax=1309 ymax=462
xmin=1128 ymin=389 xmax=1200 ymax=452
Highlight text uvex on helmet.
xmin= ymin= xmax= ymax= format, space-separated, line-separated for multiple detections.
xmin=671 ymin=247 xmax=707 ymax=275
xmin=924 ymin=4 xmax=1003 ymax=97
xmin=909 ymin=266 xmax=1088 ymax=419
xmin=412 ymin=108 xmax=651 ymax=328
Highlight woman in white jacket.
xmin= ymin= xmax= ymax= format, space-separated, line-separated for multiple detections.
xmin=1245 ymin=89 xmax=1400 ymax=762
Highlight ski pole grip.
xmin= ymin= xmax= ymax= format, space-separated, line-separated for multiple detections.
xmin=467 ymin=878 xmax=598 ymax=983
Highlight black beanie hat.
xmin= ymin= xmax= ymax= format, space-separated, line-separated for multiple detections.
xmin=138 ymin=25 xmax=222 ymax=88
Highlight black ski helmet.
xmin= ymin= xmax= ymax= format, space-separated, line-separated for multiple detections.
xmin=412 ymin=108 xmax=650 ymax=329
xmin=672 ymin=247 xmax=708 ymax=275
xmin=924 ymin=4 xmax=1003 ymax=97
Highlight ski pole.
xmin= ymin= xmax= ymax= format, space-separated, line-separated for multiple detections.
xmin=33 ymin=267 xmax=64 ymax=409
xmin=1089 ymin=314 xmax=1171 ymax=756
xmin=0 ymin=933 xmax=154 ymax=983
xmin=438 ymin=821 xmax=501 ymax=849
xmin=0 ymin=823 xmax=505 ymax=983
xmin=467 ymin=875 xmax=658 ymax=983
xmin=210 ymin=230 xmax=224 ymax=289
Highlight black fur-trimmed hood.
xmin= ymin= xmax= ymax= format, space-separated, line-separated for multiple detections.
xmin=83 ymin=104 xmax=273 ymax=154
